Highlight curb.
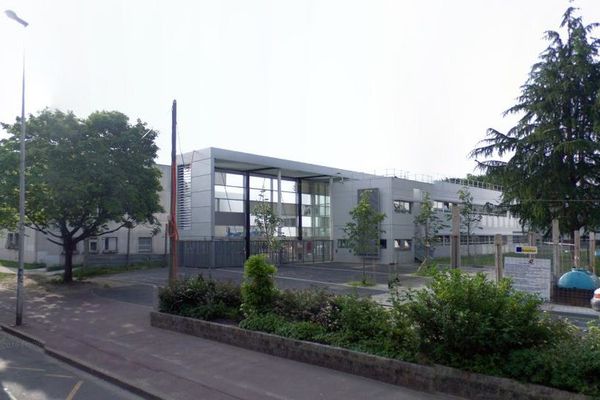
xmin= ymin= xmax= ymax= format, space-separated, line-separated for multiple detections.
xmin=151 ymin=312 xmax=589 ymax=400
xmin=0 ymin=324 xmax=164 ymax=400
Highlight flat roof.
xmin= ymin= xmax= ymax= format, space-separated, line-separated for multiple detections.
xmin=183 ymin=147 xmax=379 ymax=181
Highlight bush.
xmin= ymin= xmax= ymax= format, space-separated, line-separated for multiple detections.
xmin=402 ymin=269 xmax=562 ymax=368
xmin=272 ymin=288 xmax=335 ymax=322
xmin=503 ymin=321 xmax=600 ymax=396
xmin=240 ymin=313 xmax=328 ymax=342
xmin=159 ymin=275 xmax=242 ymax=321
xmin=241 ymin=255 xmax=277 ymax=316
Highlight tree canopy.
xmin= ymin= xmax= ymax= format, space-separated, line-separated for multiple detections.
xmin=0 ymin=109 xmax=163 ymax=281
xmin=343 ymin=190 xmax=386 ymax=280
xmin=471 ymin=7 xmax=600 ymax=234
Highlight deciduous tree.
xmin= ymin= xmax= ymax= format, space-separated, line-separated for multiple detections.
xmin=0 ymin=109 xmax=163 ymax=282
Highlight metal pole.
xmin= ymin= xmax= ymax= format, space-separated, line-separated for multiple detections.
xmin=16 ymin=41 xmax=26 ymax=326
xmin=552 ymin=219 xmax=560 ymax=277
xmin=6 ymin=10 xmax=31 ymax=326
xmin=168 ymin=100 xmax=178 ymax=283
xmin=574 ymin=230 xmax=581 ymax=268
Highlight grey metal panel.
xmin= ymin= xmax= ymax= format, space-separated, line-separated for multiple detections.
xmin=215 ymin=212 xmax=245 ymax=226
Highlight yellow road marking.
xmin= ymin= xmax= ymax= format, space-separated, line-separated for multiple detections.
xmin=5 ymin=366 xmax=46 ymax=372
xmin=45 ymin=373 xmax=74 ymax=379
xmin=66 ymin=380 xmax=83 ymax=400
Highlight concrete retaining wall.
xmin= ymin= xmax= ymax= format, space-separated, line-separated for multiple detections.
xmin=150 ymin=311 xmax=588 ymax=400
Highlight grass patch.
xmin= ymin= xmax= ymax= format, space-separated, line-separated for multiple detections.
xmin=347 ymin=279 xmax=376 ymax=287
xmin=0 ymin=259 xmax=46 ymax=270
xmin=74 ymin=261 xmax=165 ymax=280
xmin=0 ymin=272 xmax=14 ymax=283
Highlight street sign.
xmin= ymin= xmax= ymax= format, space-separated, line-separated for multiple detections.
xmin=515 ymin=245 xmax=538 ymax=255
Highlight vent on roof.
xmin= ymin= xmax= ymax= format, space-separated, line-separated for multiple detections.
xmin=177 ymin=164 xmax=192 ymax=230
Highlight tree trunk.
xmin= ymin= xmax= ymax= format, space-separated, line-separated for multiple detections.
xmin=63 ymin=242 xmax=74 ymax=283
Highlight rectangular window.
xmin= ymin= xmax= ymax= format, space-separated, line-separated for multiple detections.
xmin=103 ymin=237 xmax=118 ymax=253
xmin=380 ymin=239 xmax=387 ymax=249
xmin=5 ymin=232 xmax=19 ymax=249
xmin=337 ymin=239 xmax=350 ymax=249
xmin=433 ymin=201 xmax=451 ymax=212
xmin=89 ymin=237 xmax=98 ymax=253
xmin=394 ymin=239 xmax=412 ymax=251
xmin=393 ymin=200 xmax=412 ymax=213
xmin=138 ymin=237 xmax=152 ymax=253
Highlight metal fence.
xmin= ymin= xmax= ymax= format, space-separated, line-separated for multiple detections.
xmin=178 ymin=239 xmax=333 ymax=268
xmin=431 ymin=234 xmax=599 ymax=307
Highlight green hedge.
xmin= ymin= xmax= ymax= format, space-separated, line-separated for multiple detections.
xmin=159 ymin=275 xmax=242 ymax=321
xmin=158 ymin=266 xmax=600 ymax=396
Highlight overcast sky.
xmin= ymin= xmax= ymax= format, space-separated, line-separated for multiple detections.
xmin=2 ymin=0 xmax=600 ymax=179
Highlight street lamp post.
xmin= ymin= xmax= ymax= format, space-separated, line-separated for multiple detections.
xmin=5 ymin=9 xmax=29 ymax=326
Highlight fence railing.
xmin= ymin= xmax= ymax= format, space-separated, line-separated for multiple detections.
xmin=178 ymin=239 xmax=333 ymax=268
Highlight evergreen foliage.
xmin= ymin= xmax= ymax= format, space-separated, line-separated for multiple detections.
xmin=471 ymin=7 xmax=600 ymax=233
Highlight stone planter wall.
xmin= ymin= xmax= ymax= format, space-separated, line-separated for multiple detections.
xmin=150 ymin=311 xmax=588 ymax=400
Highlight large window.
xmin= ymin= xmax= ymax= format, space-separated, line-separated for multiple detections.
xmin=214 ymin=171 xmax=330 ymax=239
xmin=301 ymin=181 xmax=330 ymax=239
xmin=214 ymin=172 xmax=246 ymax=238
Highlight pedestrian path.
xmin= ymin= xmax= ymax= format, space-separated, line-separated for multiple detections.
xmin=0 ymin=283 xmax=459 ymax=400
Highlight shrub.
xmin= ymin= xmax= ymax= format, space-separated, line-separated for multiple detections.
xmin=272 ymin=288 xmax=335 ymax=322
xmin=159 ymin=275 xmax=242 ymax=321
xmin=239 ymin=313 xmax=328 ymax=342
xmin=503 ymin=321 xmax=600 ymax=397
xmin=241 ymin=255 xmax=278 ymax=316
xmin=402 ymin=269 xmax=561 ymax=368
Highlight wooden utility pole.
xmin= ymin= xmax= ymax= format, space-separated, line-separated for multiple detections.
xmin=590 ymin=232 xmax=596 ymax=274
xmin=169 ymin=100 xmax=179 ymax=283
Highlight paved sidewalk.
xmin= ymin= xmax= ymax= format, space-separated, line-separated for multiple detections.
xmin=0 ymin=282 xmax=458 ymax=400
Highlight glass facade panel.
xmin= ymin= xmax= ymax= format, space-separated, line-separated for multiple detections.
xmin=214 ymin=170 xmax=330 ymax=240
xmin=301 ymin=181 xmax=331 ymax=239
xmin=215 ymin=225 xmax=245 ymax=238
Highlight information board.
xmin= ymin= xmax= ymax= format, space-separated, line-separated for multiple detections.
xmin=504 ymin=257 xmax=551 ymax=300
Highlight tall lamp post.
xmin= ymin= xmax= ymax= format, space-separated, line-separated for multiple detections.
xmin=5 ymin=9 xmax=29 ymax=326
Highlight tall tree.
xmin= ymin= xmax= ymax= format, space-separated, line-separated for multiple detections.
xmin=471 ymin=7 xmax=600 ymax=234
xmin=0 ymin=109 xmax=163 ymax=282
xmin=343 ymin=190 xmax=386 ymax=281
xmin=457 ymin=187 xmax=482 ymax=257
xmin=414 ymin=192 xmax=445 ymax=264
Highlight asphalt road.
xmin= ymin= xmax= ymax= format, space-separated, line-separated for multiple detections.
xmin=91 ymin=264 xmax=600 ymax=330
xmin=0 ymin=331 xmax=142 ymax=400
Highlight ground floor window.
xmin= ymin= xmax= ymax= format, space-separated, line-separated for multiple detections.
xmin=394 ymin=239 xmax=412 ymax=251
xmin=103 ymin=237 xmax=118 ymax=253
xmin=138 ymin=237 xmax=153 ymax=253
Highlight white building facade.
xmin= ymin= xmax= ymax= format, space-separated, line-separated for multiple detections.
xmin=176 ymin=148 xmax=521 ymax=267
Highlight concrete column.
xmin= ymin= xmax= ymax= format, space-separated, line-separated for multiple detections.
xmin=495 ymin=234 xmax=503 ymax=282
xmin=574 ymin=230 xmax=581 ymax=267
xmin=451 ymin=203 xmax=460 ymax=268
xmin=277 ymin=170 xmax=282 ymax=238
xmin=589 ymin=232 xmax=596 ymax=274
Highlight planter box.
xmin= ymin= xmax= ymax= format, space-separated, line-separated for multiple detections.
xmin=150 ymin=312 xmax=588 ymax=400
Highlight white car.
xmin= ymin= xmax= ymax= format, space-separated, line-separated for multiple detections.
xmin=592 ymin=288 xmax=600 ymax=312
